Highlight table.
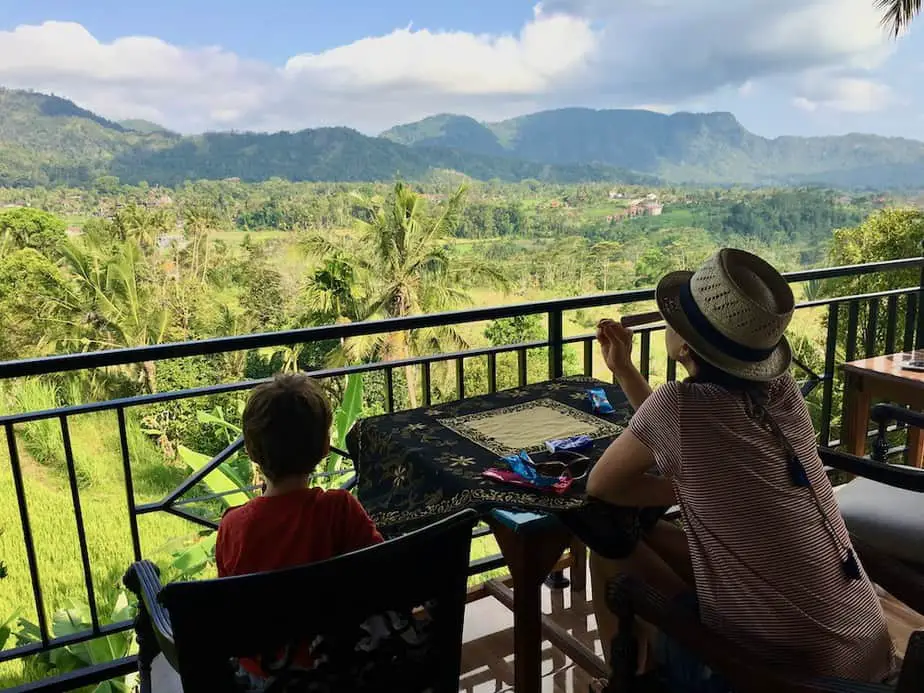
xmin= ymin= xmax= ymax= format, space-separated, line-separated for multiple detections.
xmin=347 ymin=376 xmax=630 ymax=692
xmin=842 ymin=352 xmax=924 ymax=467
xmin=347 ymin=375 xmax=631 ymax=532
xmin=484 ymin=509 xmax=606 ymax=693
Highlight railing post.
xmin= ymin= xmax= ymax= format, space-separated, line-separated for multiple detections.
xmin=916 ymin=244 xmax=924 ymax=350
xmin=548 ymin=309 xmax=564 ymax=380
xmin=821 ymin=304 xmax=839 ymax=447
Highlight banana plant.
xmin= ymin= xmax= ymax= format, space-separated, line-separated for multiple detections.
xmin=0 ymin=608 xmax=19 ymax=650
xmin=328 ymin=373 xmax=363 ymax=479
xmin=15 ymin=593 xmax=138 ymax=692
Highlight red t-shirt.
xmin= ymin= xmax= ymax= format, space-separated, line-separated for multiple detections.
xmin=216 ymin=487 xmax=384 ymax=675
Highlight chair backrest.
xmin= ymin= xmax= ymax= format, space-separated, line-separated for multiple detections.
xmin=159 ymin=509 xmax=478 ymax=692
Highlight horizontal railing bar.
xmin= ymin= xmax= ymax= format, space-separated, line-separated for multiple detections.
xmin=163 ymin=505 xmax=220 ymax=530
xmin=169 ymin=485 xmax=261 ymax=507
xmin=796 ymin=286 xmax=917 ymax=310
xmin=1 ymin=284 xmax=919 ymax=427
xmin=2 ymin=285 xmax=913 ymax=427
xmin=0 ymin=621 xmax=134 ymax=664
xmin=561 ymin=322 xmax=666 ymax=347
xmin=468 ymin=554 xmax=506 ymax=576
xmin=0 ymin=341 xmax=550 ymax=425
xmin=6 ymin=656 xmax=137 ymax=693
xmin=472 ymin=525 xmax=493 ymax=539
xmin=0 ymin=295 xmax=654 ymax=379
xmin=168 ymin=469 xmax=356 ymax=508
xmin=0 ymin=259 xmax=918 ymax=380
xmin=783 ymin=257 xmax=923 ymax=282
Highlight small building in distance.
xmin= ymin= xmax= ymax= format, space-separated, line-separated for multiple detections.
xmin=157 ymin=233 xmax=189 ymax=250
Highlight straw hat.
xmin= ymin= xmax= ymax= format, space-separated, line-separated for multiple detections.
xmin=656 ymin=248 xmax=794 ymax=382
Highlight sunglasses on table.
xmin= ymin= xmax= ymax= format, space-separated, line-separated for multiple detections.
xmin=530 ymin=451 xmax=591 ymax=480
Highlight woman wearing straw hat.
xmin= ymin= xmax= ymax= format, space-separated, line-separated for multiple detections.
xmin=585 ymin=249 xmax=895 ymax=691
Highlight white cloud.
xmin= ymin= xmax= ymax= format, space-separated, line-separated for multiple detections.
xmin=285 ymin=9 xmax=597 ymax=95
xmin=0 ymin=2 xmax=898 ymax=134
xmin=793 ymin=75 xmax=893 ymax=113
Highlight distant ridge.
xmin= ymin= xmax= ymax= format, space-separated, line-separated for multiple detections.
xmin=381 ymin=108 xmax=924 ymax=187
xmin=119 ymin=119 xmax=175 ymax=135
xmin=0 ymin=88 xmax=655 ymax=187
xmin=1 ymin=88 xmax=923 ymax=188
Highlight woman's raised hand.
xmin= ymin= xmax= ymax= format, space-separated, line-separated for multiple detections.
xmin=596 ymin=318 xmax=634 ymax=376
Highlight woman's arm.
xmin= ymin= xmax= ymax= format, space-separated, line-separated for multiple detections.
xmin=586 ymin=429 xmax=676 ymax=507
xmin=597 ymin=320 xmax=653 ymax=410
xmin=614 ymin=366 xmax=654 ymax=412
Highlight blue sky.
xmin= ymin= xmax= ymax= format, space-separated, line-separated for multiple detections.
xmin=0 ymin=1 xmax=922 ymax=139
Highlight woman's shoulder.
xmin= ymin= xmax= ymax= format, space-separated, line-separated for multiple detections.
xmin=768 ymin=372 xmax=801 ymax=401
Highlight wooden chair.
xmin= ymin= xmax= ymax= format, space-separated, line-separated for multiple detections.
xmin=123 ymin=509 xmax=478 ymax=693
xmin=823 ymin=403 xmax=924 ymax=615
xmin=604 ymin=574 xmax=922 ymax=693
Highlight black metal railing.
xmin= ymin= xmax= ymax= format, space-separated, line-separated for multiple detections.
xmin=1 ymin=256 xmax=923 ymax=692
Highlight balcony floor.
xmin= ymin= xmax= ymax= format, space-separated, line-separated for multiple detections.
xmin=148 ymin=562 xmax=923 ymax=693
xmin=459 ymin=563 xmax=924 ymax=693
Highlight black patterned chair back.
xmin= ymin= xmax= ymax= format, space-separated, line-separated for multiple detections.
xmin=156 ymin=509 xmax=477 ymax=693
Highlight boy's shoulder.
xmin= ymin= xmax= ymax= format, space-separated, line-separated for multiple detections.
xmin=315 ymin=487 xmax=362 ymax=511
xmin=218 ymin=488 xmax=360 ymax=525
xmin=218 ymin=500 xmax=253 ymax=527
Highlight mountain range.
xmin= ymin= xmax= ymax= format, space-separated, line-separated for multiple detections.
xmin=381 ymin=110 xmax=924 ymax=188
xmin=0 ymin=89 xmax=651 ymax=188
xmin=2 ymin=87 xmax=924 ymax=189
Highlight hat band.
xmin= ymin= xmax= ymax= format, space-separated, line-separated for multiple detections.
xmin=678 ymin=280 xmax=778 ymax=363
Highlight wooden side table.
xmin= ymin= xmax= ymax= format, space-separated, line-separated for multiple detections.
xmin=841 ymin=352 xmax=924 ymax=467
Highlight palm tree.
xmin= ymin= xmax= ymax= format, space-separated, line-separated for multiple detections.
xmin=57 ymin=240 xmax=169 ymax=392
xmin=182 ymin=205 xmax=221 ymax=281
xmin=592 ymin=241 xmax=623 ymax=292
xmin=878 ymin=0 xmax=920 ymax=36
xmin=112 ymin=204 xmax=171 ymax=250
xmin=309 ymin=182 xmax=506 ymax=405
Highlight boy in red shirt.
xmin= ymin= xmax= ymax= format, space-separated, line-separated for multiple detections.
xmin=216 ymin=373 xmax=383 ymax=678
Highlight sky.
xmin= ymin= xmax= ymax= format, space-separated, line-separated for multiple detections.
xmin=1 ymin=0 xmax=923 ymax=139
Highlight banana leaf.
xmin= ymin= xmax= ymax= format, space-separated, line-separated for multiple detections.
xmin=196 ymin=408 xmax=242 ymax=442
xmin=0 ymin=608 xmax=20 ymax=650
xmin=328 ymin=373 xmax=363 ymax=475
xmin=177 ymin=445 xmax=253 ymax=506
xmin=169 ymin=532 xmax=217 ymax=578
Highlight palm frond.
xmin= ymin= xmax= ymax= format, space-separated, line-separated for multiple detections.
xmin=878 ymin=0 xmax=921 ymax=36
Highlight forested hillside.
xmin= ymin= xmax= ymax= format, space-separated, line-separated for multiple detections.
xmin=0 ymin=89 xmax=651 ymax=187
xmin=382 ymin=109 xmax=924 ymax=187
xmin=6 ymin=89 xmax=924 ymax=188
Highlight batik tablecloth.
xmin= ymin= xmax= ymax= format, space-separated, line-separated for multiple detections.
xmin=347 ymin=375 xmax=633 ymax=533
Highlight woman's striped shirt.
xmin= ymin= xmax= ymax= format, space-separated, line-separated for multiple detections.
xmin=629 ymin=374 xmax=896 ymax=682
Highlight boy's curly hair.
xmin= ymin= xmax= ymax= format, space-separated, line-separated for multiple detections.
xmin=242 ymin=373 xmax=333 ymax=482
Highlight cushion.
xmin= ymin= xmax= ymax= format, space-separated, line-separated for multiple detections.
xmin=835 ymin=472 xmax=924 ymax=566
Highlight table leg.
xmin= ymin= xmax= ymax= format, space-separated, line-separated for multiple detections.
xmin=570 ymin=538 xmax=587 ymax=593
xmin=489 ymin=520 xmax=571 ymax=693
xmin=842 ymin=372 xmax=871 ymax=456
xmin=907 ymin=424 xmax=924 ymax=468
